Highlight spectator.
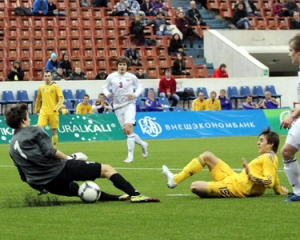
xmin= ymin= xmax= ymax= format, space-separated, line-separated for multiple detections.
xmin=232 ymin=2 xmax=252 ymax=29
xmin=45 ymin=53 xmax=60 ymax=73
xmin=242 ymin=0 xmax=261 ymax=16
xmin=127 ymin=0 xmax=145 ymax=16
xmin=59 ymin=53 xmax=72 ymax=77
xmin=7 ymin=60 xmax=24 ymax=81
xmin=141 ymin=0 xmax=155 ymax=16
xmin=206 ymin=91 xmax=221 ymax=110
xmin=218 ymin=89 xmax=232 ymax=110
xmin=110 ymin=0 xmax=131 ymax=16
xmin=285 ymin=0 xmax=299 ymax=16
xmin=168 ymin=33 xmax=186 ymax=56
xmin=258 ymin=91 xmax=279 ymax=109
xmin=124 ymin=42 xmax=142 ymax=66
xmin=198 ymin=0 xmax=208 ymax=9
xmin=92 ymin=93 xmax=112 ymax=113
xmin=47 ymin=0 xmax=67 ymax=16
xmin=191 ymin=92 xmax=208 ymax=111
xmin=176 ymin=11 xmax=202 ymax=48
xmin=145 ymin=90 xmax=163 ymax=112
xmin=242 ymin=94 xmax=259 ymax=109
xmin=95 ymin=71 xmax=108 ymax=80
xmin=134 ymin=68 xmax=149 ymax=79
xmin=52 ymin=67 xmax=65 ymax=81
xmin=212 ymin=64 xmax=229 ymax=78
xmin=159 ymin=68 xmax=179 ymax=107
xmin=80 ymin=0 xmax=93 ymax=7
xmin=76 ymin=94 xmax=93 ymax=114
xmin=185 ymin=1 xmax=207 ymax=26
xmin=130 ymin=14 xmax=148 ymax=46
xmin=68 ymin=66 xmax=87 ymax=80
xmin=147 ymin=12 xmax=172 ymax=36
xmin=172 ymin=53 xmax=190 ymax=76
xmin=272 ymin=0 xmax=289 ymax=17
xmin=152 ymin=0 xmax=167 ymax=16
xmin=32 ymin=0 xmax=48 ymax=16
xmin=92 ymin=0 xmax=108 ymax=7
xmin=290 ymin=11 xmax=300 ymax=29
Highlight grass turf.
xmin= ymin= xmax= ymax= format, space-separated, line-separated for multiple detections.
xmin=0 ymin=136 xmax=299 ymax=240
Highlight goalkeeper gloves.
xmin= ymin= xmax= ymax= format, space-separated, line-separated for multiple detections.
xmin=68 ymin=152 xmax=88 ymax=161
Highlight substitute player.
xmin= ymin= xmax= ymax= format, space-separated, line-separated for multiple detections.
xmin=5 ymin=103 xmax=159 ymax=203
xmin=76 ymin=94 xmax=93 ymax=114
xmin=162 ymin=128 xmax=288 ymax=198
xmin=103 ymin=57 xmax=148 ymax=163
xmin=34 ymin=70 xmax=64 ymax=148
xmin=280 ymin=33 xmax=300 ymax=202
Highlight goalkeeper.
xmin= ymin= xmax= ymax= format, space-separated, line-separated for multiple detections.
xmin=162 ymin=128 xmax=288 ymax=198
xmin=5 ymin=103 xmax=159 ymax=203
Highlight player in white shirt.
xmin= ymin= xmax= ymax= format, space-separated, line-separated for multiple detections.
xmin=103 ymin=57 xmax=148 ymax=163
xmin=280 ymin=33 xmax=300 ymax=201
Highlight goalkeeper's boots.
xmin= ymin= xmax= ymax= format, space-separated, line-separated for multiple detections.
xmin=119 ymin=194 xmax=130 ymax=201
xmin=285 ymin=193 xmax=300 ymax=202
xmin=130 ymin=195 xmax=160 ymax=203
xmin=162 ymin=165 xmax=177 ymax=189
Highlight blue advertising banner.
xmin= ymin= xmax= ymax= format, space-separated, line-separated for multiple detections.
xmin=135 ymin=110 xmax=270 ymax=139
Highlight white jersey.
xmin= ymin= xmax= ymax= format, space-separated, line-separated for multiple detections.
xmin=298 ymin=71 xmax=300 ymax=102
xmin=103 ymin=71 xmax=143 ymax=110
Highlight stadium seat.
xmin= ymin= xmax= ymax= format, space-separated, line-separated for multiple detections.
xmin=32 ymin=69 xmax=43 ymax=80
xmin=69 ymin=8 xmax=80 ymax=18
xmin=84 ymin=58 xmax=95 ymax=69
xmin=227 ymin=86 xmax=244 ymax=109
xmin=147 ymin=67 xmax=159 ymax=79
xmin=64 ymin=99 xmax=75 ymax=114
xmin=96 ymin=57 xmax=108 ymax=69
xmin=265 ymin=85 xmax=282 ymax=107
xmin=17 ymin=90 xmax=33 ymax=114
xmin=70 ymin=27 xmax=80 ymax=37
xmin=32 ymin=28 xmax=44 ymax=37
xmin=95 ymin=37 xmax=106 ymax=47
xmin=83 ymin=47 xmax=94 ymax=57
xmin=45 ymin=37 xmax=57 ymax=48
xmin=20 ymin=58 xmax=31 ymax=70
xmin=3 ymin=90 xmax=20 ymax=104
xmin=145 ymin=57 xmax=158 ymax=68
xmin=107 ymin=37 xmax=119 ymax=47
xmin=33 ymin=37 xmax=44 ymax=48
xmin=7 ymin=37 xmax=17 ymax=48
xmin=136 ymin=97 xmax=145 ymax=112
xmin=81 ymin=8 xmax=93 ymax=18
xmin=156 ymin=47 xmax=168 ymax=56
xmin=116 ymin=17 xmax=130 ymax=27
xmin=82 ymin=27 xmax=93 ymax=38
xmin=0 ymin=98 xmax=6 ymax=115
xmin=240 ymin=86 xmax=257 ymax=98
xmin=63 ymin=89 xmax=76 ymax=102
xmin=196 ymin=87 xmax=209 ymax=99
xmin=277 ymin=17 xmax=290 ymax=29
xmin=144 ymin=87 xmax=155 ymax=97
xmin=252 ymin=85 xmax=265 ymax=101
xmin=76 ymin=89 xmax=87 ymax=99
xmin=159 ymin=97 xmax=172 ymax=109
xmin=158 ymin=57 xmax=171 ymax=69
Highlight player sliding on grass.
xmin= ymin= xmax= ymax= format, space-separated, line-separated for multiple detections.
xmin=162 ymin=128 xmax=288 ymax=198
xmin=5 ymin=103 xmax=159 ymax=203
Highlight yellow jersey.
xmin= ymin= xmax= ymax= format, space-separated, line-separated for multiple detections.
xmin=76 ymin=103 xmax=93 ymax=114
xmin=206 ymin=98 xmax=221 ymax=110
xmin=35 ymin=83 xmax=64 ymax=115
xmin=191 ymin=99 xmax=208 ymax=111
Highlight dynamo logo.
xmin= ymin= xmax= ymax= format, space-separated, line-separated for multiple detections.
xmin=138 ymin=116 xmax=162 ymax=137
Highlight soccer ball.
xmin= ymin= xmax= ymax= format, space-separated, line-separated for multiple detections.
xmin=78 ymin=181 xmax=101 ymax=203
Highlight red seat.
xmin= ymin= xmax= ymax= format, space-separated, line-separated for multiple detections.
xmin=45 ymin=47 xmax=58 ymax=58
xmin=116 ymin=17 xmax=130 ymax=27
xmin=0 ymin=18 xmax=5 ymax=28
xmin=32 ymin=58 xmax=45 ymax=69
xmin=277 ymin=17 xmax=290 ymax=29
xmin=264 ymin=17 xmax=278 ymax=29
xmin=69 ymin=8 xmax=80 ymax=18
xmin=194 ymin=65 xmax=209 ymax=78
xmin=7 ymin=17 xmax=19 ymax=27
xmin=19 ymin=28 xmax=32 ymax=37
xmin=7 ymin=48 xmax=19 ymax=58
xmin=58 ymin=37 xmax=70 ymax=48
xmin=145 ymin=57 xmax=158 ymax=68
xmin=85 ymin=69 xmax=96 ymax=80
xmin=32 ymin=37 xmax=44 ymax=47
xmin=57 ymin=47 xmax=70 ymax=56
xmin=44 ymin=27 xmax=58 ymax=37
xmin=158 ymin=57 xmax=171 ymax=68
xmin=96 ymin=57 xmax=108 ymax=69
xmin=0 ymin=49 xmax=6 ymax=58
xmin=57 ymin=17 xmax=69 ymax=27
xmin=118 ymin=37 xmax=130 ymax=47
xmin=83 ymin=48 xmax=94 ymax=57
xmin=82 ymin=27 xmax=94 ymax=37
xmin=68 ymin=0 xmax=79 ymax=8
xmin=45 ymin=37 xmax=58 ymax=47
xmin=71 ymin=47 xmax=83 ymax=58
xmin=107 ymin=37 xmax=119 ymax=47
xmin=82 ymin=37 xmax=94 ymax=47
xmin=20 ymin=58 xmax=31 ymax=70
xmin=32 ymin=28 xmax=44 ymax=37
xmin=184 ymin=56 xmax=194 ymax=67
xmin=104 ymin=17 xmax=116 ymax=27
xmin=93 ymin=18 xmax=105 ymax=27
xmin=208 ymin=0 xmax=220 ymax=9
xmin=84 ymin=58 xmax=95 ymax=69
xmin=7 ymin=8 xmax=17 ymax=17
xmin=92 ymin=8 xmax=104 ymax=18
xmin=31 ymin=17 xmax=45 ymax=27
xmin=57 ymin=0 xmax=68 ymax=9
xmin=32 ymin=48 xmax=45 ymax=59
xmin=156 ymin=46 xmax=168 ymax=56
xmin=145 ymin=47 xmax=157 ymax=57
xmin=32 ymin=69 xmax=44 ymax=81
xmin=106 ymin=27 xmax=117 ymax=37
xmin=44 ymin=17 xmax=57 ymax=27
xmin=107 ymin=48 xmax=120 ymax=57
xmin=6 ymin=28 xmax=19 ymax=37
xmin=71 ymin=58 xmax=83 ymax=68
xmin=70 ymin=37 xmax=82 ymax=48
xmin=94 ymin=28 xmax=105 ymax=37
xmin=7 ymin=37 xmax=18 ymax=48
xmin=80 ymin=8 xmax=93 ymax=18
xmin=81 ymin=18 xmax=93 ymax=27
xmin=108 ymin=56 xmax=119 ymax=68
xmin=23 ymin=69 xmax=32 ymax=81
xmin=20 ymin=37 xmax=31 ymax=48
xmin=69 ymin=18 xmax=81 ymax=27
xmin=20 ymin=48 xmax=31 ymax=58
xmin=147 ymin=67 xmax=159 ymax=79
xmin=95 ymin=48 xmax=107 ymax=57
xmin=155 ymin=36 xmax=168 ymax=47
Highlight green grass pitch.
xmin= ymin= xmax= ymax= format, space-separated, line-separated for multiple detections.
xmin=0 ymin=136 xmax=299 ymax=240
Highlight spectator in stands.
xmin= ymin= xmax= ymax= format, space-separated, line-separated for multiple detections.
xmin=185 ymin=1 xmax=207 ymax=26
xmin=124 ymin=42 xmax=142 ymax=66
xmin=68 ymin=66 xmax=87 ymax=80
xmin=80 ymin=0 xmax=93 ymax=7
xmin=130 ymin=14 xmax=148 ymax=46
xmin=242 ymin=0 xmax=261 ymax=16
xmin=95 ymin=71 xmax=108 ymax=80
xmin=198 ymin=0 xmax=208 ymax=9
xmin=145 ymin=90 xmax=163 ymax=112
xmin=191 ymin=92 xmax=208 ymax=111
xmin=152 ymin=0 xmax=167 ymax=16
xmin=218 ymin=89 xmax=232 ymax=110
xmin=127 ymin=0 xmax=145 ymax=16
xmin=147 ymin=12 xmax=172 ymax=36
xmin=272 ymin=0 xmax=290 ymax=16
xmin=45 ymin=53 xmax=60 ymax=73
xmin=52 ymin=67 xmax=65 ymax=81
xmin=59 ymin=53 xmax=72 ymax=77
xmin=32 ymin=0 xmax=48 ymax=16
xmin=206 ymin=91 xmax=221 ymax=110
xmin=232 ymin=2 xmax=252 ymax=29
xmin=242 ymin=94 xmax=259 ymax=109
xmin=159 ymin=68 xmax=179 ymax=107
xmin=168 ymin=33 xmax=186 ymax=56
xmin=212 ymin=64 xmax=229 ymax=78
xmin=259 ymin=91 xmax=279 ymax=109
xmin=92 ymin=93 xmax=112 ymax=113
xmin=172 ymin=53 xmax=190 ymax=76
xmin=46 ymin=0 xmax=67 ymax=16
xmin=134 ymin=68 xmax=149 ymax=79
xmin=141 ymin=0 xmax=155 ymax=16
xmin=7 ymin=61 xmax=24 ymax=81
xmin=93 ymin=0 xmax=108 ymax=7
xmin=76 ymin=94 xmax=93 ymax=114
xmin=285 ymin=0 xmax=299 ymax=16
xmin=290 ymin=11 xmax=300 ymax=29
xmin=176 ymin=11 xmax=202 ymax=48
xmin=110 ymin=0 xmax=131 ymax=16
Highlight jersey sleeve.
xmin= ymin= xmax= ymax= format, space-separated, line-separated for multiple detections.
xmin=273 ymin=172 xmax=283 ymax=195
xmin=34 ymin=87 xmax=42 ymax=112
xmin=34 ymin=127 xmax=57 ymax=157
xmin=54 ymin=85 xmax=64 ymax=112
xmin=133 ymin=75 xmax=143 ymax=98
xmin=103 ymin=75 xmax=112 ymax=97
xmin=76 ymin=103 xmax=81 ymax=114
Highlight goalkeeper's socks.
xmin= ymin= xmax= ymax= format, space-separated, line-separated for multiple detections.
xmin=110 ymin=173 xmax=140 ymax=196
xmin=284 ymin=158 xmax=300 ymax=196
xmin=98 ymin=192 xmax=120 ymax=201
xmin=174 ymin=157 xmax=204 ymax=184
xmin=52 ymin=134 xmax=58 ymax=148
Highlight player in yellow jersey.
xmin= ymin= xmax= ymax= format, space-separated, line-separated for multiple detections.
xmin=206 ymin=91 xmax=221 ymax=110
xmin=76 ymin=94 xmax=93 ymax=114
xmin=34 ymin=70 xmax=64 ymax=148
xmin=162 ymin=128 xmax=288 ymax=198
xmin=191 ymin=92 xmax=208 ymax=111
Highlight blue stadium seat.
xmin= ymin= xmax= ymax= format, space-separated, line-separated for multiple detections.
xmin=227 ymin=86 xmax=244 ymax=109
xmin=76 ymin=89 xmax=87 ymax=100
xmin=34 ymin=90 xmax=38 ymax=101
xmin=64 ymin=99 xmax=75 ymax=114
xmin=265 ymin=85 xmax=282 ymax=107
xmin=252 ymin=86 xmax=265 ymax=98
xmin=2 ymin=91 xmax=20 ymax=104
xmin=240 ymin=86 xmax=257 ymax=98
xmin=159 ymin=97 xmax=171 ymax=109
xmin=144 ymin=87 xmax=155 ymax=97
xmin=62 ymin=89 xmax=76 ymax=102
xmin=136 ymin=97 xmax=145 ymax=111
xmin=196 ymin=87 xmax=209 ymax=99
xmin=17 ymin=90 xmax=33 ymax=114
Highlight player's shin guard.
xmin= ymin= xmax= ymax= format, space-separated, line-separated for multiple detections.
xmin=284 ymin=158 xmax=300 ymax=196
xmin=127 ymin=134 xmax=135 ymax=158
xmin=52 ymin=134 xmax=58 ymax=148
xmin=110 ymin=173 xmax=140 ymax=196
xmin=134 ymin=133 xmax=143 ymax=145
xmin=173 ymin=156 xmax=204 ymax=184
xmin=98 ymin=192 xmax=120 ymax=201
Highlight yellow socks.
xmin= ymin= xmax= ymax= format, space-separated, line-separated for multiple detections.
xmin=52 ymin=134 xmax=58 ymax=148
xmin=173 ymin=156 xmax=205 ymax=184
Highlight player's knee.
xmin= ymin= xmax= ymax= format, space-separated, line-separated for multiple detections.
xmin=281 ymin=146 xmax=293 ymax=160
xmin=201 ymin=151 xmax=214 ymax=162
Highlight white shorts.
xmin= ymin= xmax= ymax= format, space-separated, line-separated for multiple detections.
xmin=114 ymin=103 xmax=136 ymax=129
xmin=286 ymin=119 xmax=300 ymax=150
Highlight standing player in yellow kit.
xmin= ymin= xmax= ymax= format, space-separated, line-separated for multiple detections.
xmin=34 ymin=70 xmax=64 ymax=148
xmin=162 ymin=128 xmax=288 ymax=198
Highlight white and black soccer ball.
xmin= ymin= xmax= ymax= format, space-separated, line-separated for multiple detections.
xmin=78 ymin=181 xmax=101 ymax=203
